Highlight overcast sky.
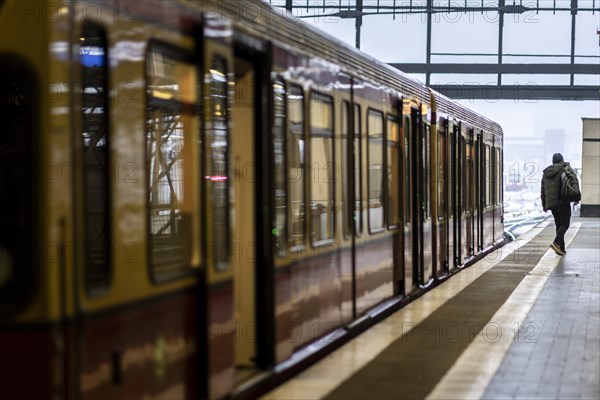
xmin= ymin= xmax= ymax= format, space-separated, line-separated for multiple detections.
xmin=266 ymin=0 xmax=599 ymax=163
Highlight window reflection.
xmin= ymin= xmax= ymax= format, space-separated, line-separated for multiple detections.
xmin=387 ymin=117 xmax=400 ymax=228
xmin=496 ymin=148 xmax=502 ymax=205
xmin=437 ymin=128 xmax=447 ymax=218
xmin=354 ymin=104 xmax=362 ymax=235
xmin=80 ymin=23 xmax=111 ymax=291
xmin=207 ymin=57 xmax=229 ymax=270
xmin=273 ymin=80 xmax=286 ymax=255
xmin=341 ymin=101 xmax=350 ymax=238
xmin=146 ymin=44 xmax=197 ymax=279
xmin=423 ymin=124 xmax=430 ymax=220
xmin=288 ymin=86 xmax=305 ymax=247
xmin=405 ymin=116 xmax=414 ymax=225
xmin=485 ymin=144 xmax=491 ymax=207
xmin=465 ymin=140 xmax=474 ymax=213
xmin=310 ymin=92 xmax=334 ymax=244
xmin=368 ymin=110 xmax=384 ymax=232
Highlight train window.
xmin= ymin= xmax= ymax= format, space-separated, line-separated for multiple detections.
xmin=465 ymin=139 xmax=474 ymax=213
xmin=367 ymin=109 xmax=384 ymax=232
xmin=491 ymin=145 xmax=495 ymax=206
xmin=387 ymin=116 xmax=400 ymax=229
xmin=287 ymin=85 xmax=305 ymax=248
xmin=341 ymin=101 xmax=350 ymax=239
xmin=403 ymin=116 xmax=411 ymax=225
xmin=496 ymin=148 xmax=503 ymax=206
xmin=437 ymin=127 xmax=446 ymax=219
xmin=451 ymin=124 xmax=458 ymax=215
xmin=310 ymin=92 xmax=334 ymax=245
xmin=485 ymin=144 xmax=491 ymax=207
xmin=207 ymin=56 xmax=230 ymax=270
xmin=146 ymin=42 xmax=198 ymax=280
xmin=461 ymin=137 xmax=467 ymax=213
xmin=273 ymin=80 xmax=287 ymax=257
xmin=0 ymin=56 xmax=37 ymax=312
xmin=80 ymin=23 xmax=111 ymax=292
xmin=354 ymin=104 xmax=362 ymax=235
xmin=423 ymin=124 xmax=431 ymax=220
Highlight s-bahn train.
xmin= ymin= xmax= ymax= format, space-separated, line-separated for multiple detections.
xmin=0 ymin=0 xmax=504 ymax=398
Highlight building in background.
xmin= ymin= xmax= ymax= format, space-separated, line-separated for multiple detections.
xmin=580 ymin=118 xmax=600 ymax=217
xmin=504 ymin=136 xmax=544 ymax=191
xmin=544 ymin=129 xmax=566 ymax=165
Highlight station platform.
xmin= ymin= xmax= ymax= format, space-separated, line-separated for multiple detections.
xmin=262 ymin=216 xmax=600 ymax=400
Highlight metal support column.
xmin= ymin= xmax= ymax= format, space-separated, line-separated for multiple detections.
xmin=426 ymin=0 xmax=433 ymax=85
xmin=497 ymin=0 xmax=505 ymax=85
xmin=570 ymin=0 xmax=578 ymax=85
xmin=355 ymin=0 xmax=363 ymax=49
xmin=286 ymin=0 xmax=292 ymax=12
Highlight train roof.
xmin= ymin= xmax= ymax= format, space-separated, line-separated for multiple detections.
xmin=196 ymin=0 xmax=503 ymax=137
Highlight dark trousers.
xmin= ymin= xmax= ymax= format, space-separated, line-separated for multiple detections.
xmin=551 ymin=203 xmax=571 ymax=250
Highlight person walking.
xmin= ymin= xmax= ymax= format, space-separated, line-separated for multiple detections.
xmin=540 ymin=153 xmax=580 ymax=256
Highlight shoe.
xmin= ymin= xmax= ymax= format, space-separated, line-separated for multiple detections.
xmin=550 ymin=242 xmax=566 ymax=256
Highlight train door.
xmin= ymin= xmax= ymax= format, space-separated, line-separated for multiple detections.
xmin=436 ymin=118 xmax=449 ymax=278
xmin=447 ymin=121 xmax=456 ymax=271
xmin=231 ymin=54 xmax=257 ymax=381
xmin=464 ymin=128 xmax=475 ymax=261
xmin=351 ymin=85 xmax=362 ymax=308
xmin=477 ymin=130 xmax=485 ymax=251
xmin=229 ymin=41 xmax=272 ymax=386
xmin=411 ymin=107 xmax=426 ymax=286
xmin=412 ymin=109 xmax=421 ymax=285
xmin=401 ymin=112 xmax=414 ymax=294
xmin=387 ymin=111 xmax=403 ymax=296
xmin=419 ymin=110 xmax=433 ymax=287
xmin=339 ymin=74 xmax=357 ymax=321
xmin=455 ymin=122 xmax=463 ymax=266
xmin=475 ymin=130 xmax=483 ymax=252
xmin=203 ymin=16 xmax=237 ymax=399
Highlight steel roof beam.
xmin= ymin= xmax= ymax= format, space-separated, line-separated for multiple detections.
xmin=390 ymin=63 xmax=600 ymax=75
xmin=431 ymin=85 xmax=600 ymax=101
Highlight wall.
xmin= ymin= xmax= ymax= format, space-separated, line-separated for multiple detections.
xmin=580 ymin=118 xmax=600 ymax=217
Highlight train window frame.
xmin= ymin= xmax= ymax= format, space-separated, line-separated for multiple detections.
xmin=309 ymin=90 xmax=335 ymax=247
xmin=386 ymin=114 xmax=400 ymax=230
xmin=272 ymin=78 xmax=288 ymax=258
xmin=367 ymin=108 xmax=385 ymax=234
xmin=80 ymin=22 xmax=113 ymax=294
xmin=287 ymin=84 xmax=306 ymax=251
xmin=145 ymin=40 xmax=199 ymax=283
xmin=354 ymin=104 xmax=363 ymax=237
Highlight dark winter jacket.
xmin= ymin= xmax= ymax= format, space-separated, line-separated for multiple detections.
xmin=540 ymin=161 xmax=577 ymax=210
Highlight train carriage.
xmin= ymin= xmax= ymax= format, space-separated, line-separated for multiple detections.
xmin=0 ymin=0 xmax=503 ymax=399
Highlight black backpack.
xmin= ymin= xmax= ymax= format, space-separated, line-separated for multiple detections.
xmin=559 ymin=167 xmax=581 ymax=202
